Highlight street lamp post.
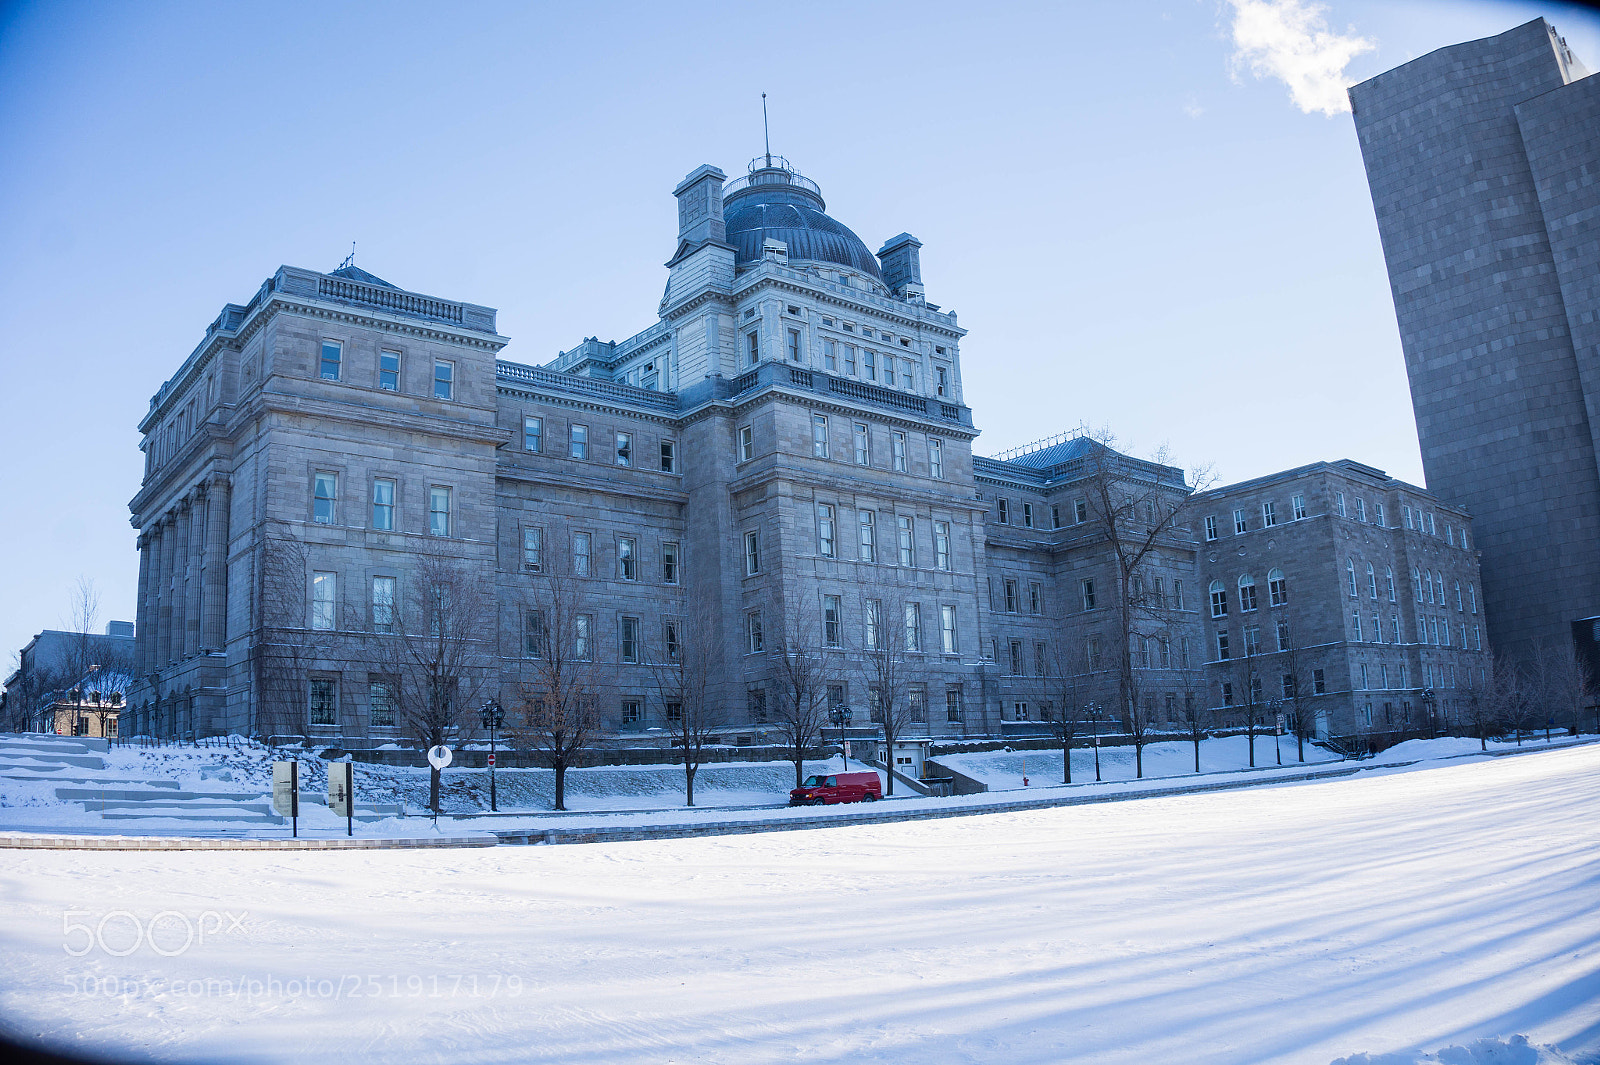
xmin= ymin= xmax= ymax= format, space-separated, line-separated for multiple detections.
xmin=1086 ymin=702 xmax=1102 ymax=782
xmin=830 ymin=705 xmax=853 ymax=769
xmin=479 ymin=700 xmax=504 ymax=811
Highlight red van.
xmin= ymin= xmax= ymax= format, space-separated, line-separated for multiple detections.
xmin=789 ymin=771 xmax=882 ymax=805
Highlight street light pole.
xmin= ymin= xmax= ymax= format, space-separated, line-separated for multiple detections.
xmin=480 ymin=700 xmax=504 ymax=812
xmin=830 ymin=705 xmax=853 ymax=769
xmin=1087 ymin=702 xmax=1102 ymax=782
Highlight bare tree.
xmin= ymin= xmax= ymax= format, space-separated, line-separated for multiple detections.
xmin=1232 ymin=640 xmax=1267 ymax=767
xmin=508 ymin=568 xmax=603 ymax=811
xmin=1042 ymin=644 xmax=1086 ymax=783
xmin=1273 ymin=608 xmax=1315 ymax=762
xmin=859 ymin=584 xmax=923 ymax=796
xmin=649 ymin=600 xmax=721 ymax=806
xmin=251 ymin=532 xmax=322 ymax=742
xmin=1073 ymin=430 xmax=1212 ymax=759
xmin=1174 ymin=662 xmax=1212 ymax=774
xmin=63 ymin=575 xmax=103 ymax=683
xmin=1461 ymin=675 xmax=1500 ymax=751
xmin=362 ymin=549 xmax=497 ymax=812
xmin=769 ymin=600 xmax=837 ymax=790
xmin=1489 ymin=654 xmax=1534 ymax=746
xmin=1529 ymin=639 xmax=1590 ymax=739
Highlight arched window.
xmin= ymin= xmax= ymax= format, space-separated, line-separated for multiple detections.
xmin=1238 ymin=573 xmax=1258 ymax=612
xmin=1210 ymin=580 xmax=1228 ymax=618
xmin=1367 ymin=562 xmax=1378 ymax=599
xmin=1385 ymin=566 xmax=1395 ymax=602
xmin=1455 ymin=580 xmax=1463 ymax=611
xmin=1347 ymin=558 xmax=1358 ymax=598
xmin=1268 ymin=568 xmax=1287 ymax=607
xmin=1425 ymin=570 xmax=1435 ymax=604
xmin=1435 ymin=572 xmax=1445 ymax=604
xmin=1412 ymin=568 xmax=1423 ymax=602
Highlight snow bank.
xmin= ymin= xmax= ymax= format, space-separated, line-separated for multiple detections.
xmin=1331 ymin=1034 xmax=1578 ymax=1064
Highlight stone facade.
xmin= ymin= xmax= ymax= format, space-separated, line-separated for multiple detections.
xmin=1350 ymin=19 xmax=1600 ymax=660
xmin=123 ymin=157 xmax=1483 ymax=751
xmin=1192 ymin=461 xmax=1488 ymax=748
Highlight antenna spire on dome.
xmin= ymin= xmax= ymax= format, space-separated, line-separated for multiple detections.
xmin=762 ymin=93 xmax=771 ymax=167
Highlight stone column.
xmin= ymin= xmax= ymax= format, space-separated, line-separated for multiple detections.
xmin=202 ymin=475 xmax=231 ymax=651
xmin=154 ymin=515 xmax=174 ymax=669
xmin=185 ymin=490 xmax=204 ymax=658
xmin=134 ymin=533 xmax=153 ymax=675
xmin=172 ymin=499 xmax=191 ymax=662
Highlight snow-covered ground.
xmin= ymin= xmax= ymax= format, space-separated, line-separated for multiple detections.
xmin=939 ymin=733 xmax=1341 ymax=789
xmin=0 ymin=744 xmax=1594 ymax=1064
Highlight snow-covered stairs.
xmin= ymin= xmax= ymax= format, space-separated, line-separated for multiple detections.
xmin=0 ymin=735 xmax=112 ymax=774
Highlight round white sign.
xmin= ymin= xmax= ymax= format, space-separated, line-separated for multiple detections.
xmin=426 ymin=745 xmax=453 ymax=770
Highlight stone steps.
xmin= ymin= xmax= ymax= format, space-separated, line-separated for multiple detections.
xmin=54 ymin=786 xmax=268 ymax=803
xmin=0 ymin=753 xmax=108 ymax=770
xmin=0 ymin=735 xmax=110 ymax=754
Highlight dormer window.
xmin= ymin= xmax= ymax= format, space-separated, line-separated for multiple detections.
xmin=821 ymin=317 xmax=834 ymax=327
xmin=843 ymin=323 xmax=855 ymax=333
xmin=786 ymin=305 xmax=801 ymax=316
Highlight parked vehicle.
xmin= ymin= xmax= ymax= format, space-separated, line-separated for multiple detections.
xmin=789 ymin=771 xmax=882 ymax=805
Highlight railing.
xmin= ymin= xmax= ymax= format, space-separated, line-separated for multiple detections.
xmin=730 ymin=369 xmax=760 ymax=395
xmin=496 ymin=361 xmax=680 ymax=411
xmin=940 ymin=403 xmax=960 ymax=419
xmin=319 ymin=277 xmax=464 ymax=324
xmin=827 ymin=376 xmax=929 ymax=415
xmin=789 ymin=368 xmax=814 ymax=389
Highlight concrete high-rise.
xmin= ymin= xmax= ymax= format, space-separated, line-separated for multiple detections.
xmin=1350 ymin=18 xmax=1600 ymax=659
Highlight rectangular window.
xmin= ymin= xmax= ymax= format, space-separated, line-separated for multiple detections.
xmin=368 ymin=678 xmax=395 ymax=727
xmin=319 ymin=340 xmax=342 ymax=381
xmin=371 ymin=478 xmax=394 ymax=531
xmin=520 ymin=527 xmax=542 ymax=571
xmin=573 ymin=532 xmax=592 ymax=576
xmin=524 ymin=609 xmax=546 ymax=656
xmin=372 ymin=575 xmax=395 ymax=633
xmin=905 ymin=603 xmax=922 ymax=652
xmin=308 ymin=677 xmax=337 ymax=725
xmin=946 ymin=688 xmax=962 ymax=722
xmin=1276 ymin=619 xmax=1290 ymax=652
xmin=934 ymin=520 xmax=951 ymax=571
xmin=311 ymin=571 xmax=336 ymax=631
xmin=1313 ymin=668 xmax=1326 ymax=694
xmin=1262 ymin=501 xmax=1277 ymax=527
xmin=1009 ymin=640 xmax=1024 ymax=676
xmin=1212 ymin=584 xmax=1228 ymax=618
xmin=1352 ymin=610 xmax=1363 ymax=642
xmin=891 ymin=430 xmax=907 ymax=472
xmin=570 ymin=423 xmax=588 ymax=460
xmin=853 ymin=423 xmax=870 ymax=465
xmin=858 ymin=510 xmax=875 ymax=562
xmin=748 ymin=689 xmax=767 ymax=723
xmin=1376 ymin=503 xmax=1386 ymax=526
xmin=882 ymin=355 xmax=894 ymax=386
xmin=523 ymin=416 xmax=543 ymax=452
xmin=817 ymin=504 xmax=836 ymax=558
xmin=1244 ymin=625 xmax=1260 ymax=656
xmin=313 ymin=472 xmax=338 ymax=525
xmin=928 ymin=438 xmax=944 ymax=478
xmin=823 ymin=595 xmax=842 ymax=647
xmin=1179 ymin=636 xmax=1191 ymax=669
xmin=621 ymin=616 xmax=640 ymax=663
xmin=1174 ymin=580 xmax=1185 ymax=610
xmin=744 ymin=530 xmax=760 ymax=575
xmin=621 ymin=699 xmax=642 ymax=726
xmin=428 ymin=486 xmax=451 ymax=536
xmin=615 ymin=432 xmax=632 ymax=467
xmin=843 ymin=344 xmax=856 ymax=375
xmin=1216 ymin=631 xmax=1230 ymax=661
xmin=997 ymin=498 xmax=1009 ymax=524
xmin=865 ymin=599 xmax=882 ymax=650
xmin=617 ymin=537 xmax=637 ymax=580
xmin=1404 ymin=504 xmax=1414 ymax=529
xmin=1029 ymin=582 xmax=1042 ymax=614
xmin=659 ymin=441 xmax=676 ymax=473
xmin=1023 ymin=502 xmax=1034 ymax=528
xmin=897 ymin=515 xmax=915 ymax=567
xmin=1087 ymin=634 xmax=1103 ymax=671
xmin=1234 ymin=509 xmax=1247 ymax=534
xmin=746 ymin=330 xmax=759 ymax=366
xmin=1356 ymin=498 xmax=1367 ymax=522
xmin=823 ymin=339 xmax=836 ymax=371
xmin=812 ymin=414 xmax=829 ymax=458
xmin=664 ymin=619 xmax=681 ymax=660
xmin=1075 ymin=499 xmax=1088 ymax=524
xmin=1292 ymin=494 xmax=1307 ymax=520
xmin=378 ymin=350 xmax=400 ymax=391
xmin=940 ymin=605 xmax=959 ymax=654
xmin=1004 ymin=578 xmax=1019 ymax=613
xmin=1082 ymin=579 xmax=1096 ymax=610
xmin=661 ymin=541 xmax=679 ymax=584
xmin=575 ymin=614 xmax=592 ymax=659
xmin=863 ymin=349 xmax=876 ymax=381
xmin=1205 ymin=516 xmax=1219 ymax=541
xmin=1050 ymin=504 xmax=1061 ymax=528
xmin=787 ymin=328 xmax=801 ymax=362
xmin=433 ymin=359 xmax=453 ymax=400
xmin=747 ymin=611 xmax=764 ymax=653
xmin=1335 ymin=492 xmax=1346 ymax=517
xmin=739 ymin=424 xmax=754 ymax=462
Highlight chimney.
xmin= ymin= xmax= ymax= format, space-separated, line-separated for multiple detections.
xmin=674 ymin=164 xmax=728 ymax=250
xmin=877 ymin=233 xmax=923 ymax=296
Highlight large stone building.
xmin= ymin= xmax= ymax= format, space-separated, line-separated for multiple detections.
xmin=1350 ymin=18 xmax=1600 ymax=661
xmin=122 ymin=154 xmax=1488 ymax=750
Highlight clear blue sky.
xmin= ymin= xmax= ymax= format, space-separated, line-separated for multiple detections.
xmin=2 ymin=0 xmax=1597 ymax=668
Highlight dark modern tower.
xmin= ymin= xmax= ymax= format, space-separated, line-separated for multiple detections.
xmin=1350 ymin=18 xmax=1600 ymax=659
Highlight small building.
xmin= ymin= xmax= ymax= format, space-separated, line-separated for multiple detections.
xmin=46 ymin=668 xmax=134 ymax=738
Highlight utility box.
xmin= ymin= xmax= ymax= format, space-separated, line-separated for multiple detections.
xmin=890 ymin=738 xmax=934 ymax=779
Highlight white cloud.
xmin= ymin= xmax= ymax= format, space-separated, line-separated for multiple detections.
xmin=1183 ymin=94 xmax=1205 ymax=119
xmin=1225 ymin=0 xmax=1375 ymax=117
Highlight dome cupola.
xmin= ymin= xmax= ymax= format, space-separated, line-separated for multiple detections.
xmin=721 ymin=156 xmax=883 ymax=283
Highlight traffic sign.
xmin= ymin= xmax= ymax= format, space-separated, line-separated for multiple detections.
xmin=486 ymin=752 xmax=495 ymax=768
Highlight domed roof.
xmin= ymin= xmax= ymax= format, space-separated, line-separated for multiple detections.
xmin=723 ymin=158 xmax=882 ymax=282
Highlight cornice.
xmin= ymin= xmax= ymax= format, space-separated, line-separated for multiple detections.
xmin=495 ymin=382 xmax=681 ymax=428
xmin=495 ymin=464 xmax=688 ymax=508
xmin=730 ymin=268 xmax=967 ymax=339
xmin=732 ymin=382 xmax=979 ymax=440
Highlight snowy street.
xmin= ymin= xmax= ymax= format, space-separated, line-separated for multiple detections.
xmin=1 ymin=744 xmax=1596 ymax=1064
